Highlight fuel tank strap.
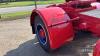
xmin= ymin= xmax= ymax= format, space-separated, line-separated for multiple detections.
xmin=80 ymin=9 xmax=100 ymax=18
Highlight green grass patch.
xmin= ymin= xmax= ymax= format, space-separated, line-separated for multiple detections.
xmin=0 ymin=11 xmax=31 ymax=21
xmin=0 ymin=0 xmax=64 ymax=8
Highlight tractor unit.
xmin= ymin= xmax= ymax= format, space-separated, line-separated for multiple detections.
xmin=30 ymin=0 xmax=100 ymax=55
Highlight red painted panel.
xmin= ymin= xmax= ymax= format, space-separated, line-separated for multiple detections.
xmin=48 ymin=22 xmax=74 ymax=49
xmin=79 ymin=12 xmax=100 ymax=36
xmin=33 ymin=7 xmax=70 ymax=27
xmin=93 ymin=40 xmax=100 ymax=56
xmin=65 ymin=0 xmax=96 ymax=2
xmin=31 ymin=7 xmax=74 ymax=49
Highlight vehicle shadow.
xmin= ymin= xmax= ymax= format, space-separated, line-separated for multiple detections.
xmin=4 ymin=31 xmax=100 ymax=56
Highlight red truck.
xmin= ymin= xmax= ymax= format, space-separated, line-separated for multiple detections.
xmin=30 ymin=0 xmax=100 ymax=55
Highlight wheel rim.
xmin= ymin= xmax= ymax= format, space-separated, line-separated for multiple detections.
xmin=36 ymin=24 xmax=47 ymax=45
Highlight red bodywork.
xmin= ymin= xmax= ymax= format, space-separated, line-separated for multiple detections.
xmin=31 ymin=7 xmax=74 ymax=49
xmin=93 ymin=40 xmax=100 ymax=56
xmin=30 ymin=0 xmax=100 ymax=54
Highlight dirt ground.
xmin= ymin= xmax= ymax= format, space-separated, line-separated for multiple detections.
xmin=0 ymin=17 xmax=99 ymax=56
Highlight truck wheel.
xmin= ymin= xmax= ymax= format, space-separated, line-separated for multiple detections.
xmin=34 ymin=16 xmax=51 ymax=52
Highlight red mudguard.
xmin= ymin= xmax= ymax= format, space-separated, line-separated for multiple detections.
xmin=31 ymin=7 xmax=74 ymax=49
xmin=93 ymin=40 xmax=100 ymax=56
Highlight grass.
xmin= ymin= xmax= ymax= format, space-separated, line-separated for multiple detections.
xmin=0 ymin=0 xmax=64 ymax=8
xmin=0 ymin=0 xmax=65 ymax=21
xmin=0 ymin=11 xmax=31 ymax=21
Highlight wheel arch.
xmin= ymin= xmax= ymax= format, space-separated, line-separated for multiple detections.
xmin=30 ymin=7 xmax=70 ymax=34
xmin=30 ymin=10 xmax=42 ymax=34
xmin=30 ymin=7 xmax=74 ymax=49
xmin=30 ymin=9 xmax=48 ymax=34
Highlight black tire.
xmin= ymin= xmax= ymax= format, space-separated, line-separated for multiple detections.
xmin=34 ymin=16 xmax=51 ymax=52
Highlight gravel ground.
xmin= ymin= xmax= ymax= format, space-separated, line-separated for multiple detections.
xmin=0 ymin=18 xmax=34 ymax=56
xmin=0 ymin=18 xmax=99 ymax=56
